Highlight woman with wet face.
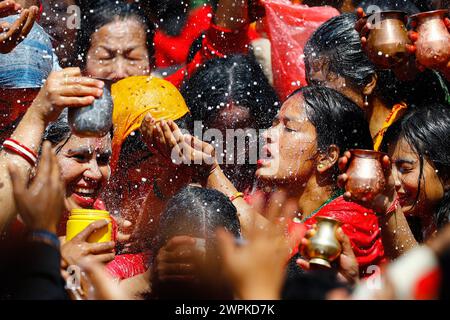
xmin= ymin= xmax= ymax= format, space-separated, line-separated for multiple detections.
xmin=144 ymin=86 xmax=384 ymax=280
xmin=339 ymin=104 xmax=450 ymax=259
xmin=303 ymin=12 xmax=448 ymax=151
xmin=0 ymin=68 xmax=117 ymax=270
xmin=181 ymin=54 xmax=280 ymax=192
xmin=74 ymin=0 xmax=254 ymax=277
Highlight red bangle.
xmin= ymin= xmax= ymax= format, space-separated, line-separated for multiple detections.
xmin=3 ymin=139 xmax=38 ymax=167
xmin=386 ymin=197 xmax=400 ymax=215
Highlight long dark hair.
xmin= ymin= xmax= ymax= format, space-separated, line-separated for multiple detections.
xmin=74 ymin=0 xmax=155 ymax=68
xmin=181 ymin=54 xmax=280 ymax=131
xmin=381 ymin=104 xmax=450 ymax=227
xmin=304 ymin=13 xmax=448 ymax=107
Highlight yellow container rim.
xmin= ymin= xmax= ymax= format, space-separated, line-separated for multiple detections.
xmin=69 ymin=215 xmax=111 ymax=220
xmin=70 ymin=209 xmax=109 ymax=215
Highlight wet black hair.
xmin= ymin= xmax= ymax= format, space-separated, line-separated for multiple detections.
xmin=289 ymin=86 xmax=373 ymax=182
xmin=358 ymin=0 xmax=420 ymax=14
xmin=42 ymin=110 xmax=72 ymax=154
xmin=304 ymin=13 xmax=448 ymax=107
xmin=155 ymin=185 xmax=241 ymax=251
xmin=380 ymin=103 xmax=450 ymax=228
xmin=140 ymin=0 xmax=190 ymax=36
xmin=181 ymin=54 xmax=280 ymax=132
xmin=304 ymin=13 xmax=376 ymax=89
xmin=74 ymin=0 xmax=156 ymax=68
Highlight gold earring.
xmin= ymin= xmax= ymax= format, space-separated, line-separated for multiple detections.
xmin=318 ymin=164 xmax=324 ymax=169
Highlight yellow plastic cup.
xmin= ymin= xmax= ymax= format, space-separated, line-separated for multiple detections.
xmin=66 ymin=209 xmax=112 ymax=243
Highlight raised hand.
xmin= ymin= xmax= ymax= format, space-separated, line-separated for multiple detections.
xmin=217 ymin=190 xmax=304 ymax=300
xmin=8 ymin=141 xmax=65 ymax=233
xmin=29 ymin=68 xmax=105 ymax=125
xmin=0 ymin=1 xmax=38 ymax=54
xmin=337 ymin=150 xmax=396 ymax=215
xmin=152 ymin=236 xmax=204 ymax=285
xmin=140 ymin=114 xmax=218 ymax=179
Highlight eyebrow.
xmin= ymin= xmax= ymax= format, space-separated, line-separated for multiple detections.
xmin=98 ymin=45 xmax=139 ymax=54
xmin=67 ymin=147 xmax=92 ymax=154
xmin=395 ymin=159 xmax=416 ymax=165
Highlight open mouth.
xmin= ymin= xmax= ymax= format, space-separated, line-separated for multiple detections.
xmin=71 ymin=186 xmax=101 ymax=208
xmin=258 ymin=145 xmax=274 ymax=167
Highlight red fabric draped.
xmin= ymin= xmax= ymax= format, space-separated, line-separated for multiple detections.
xmin=290 ymin=196 xmax=386 ymax=276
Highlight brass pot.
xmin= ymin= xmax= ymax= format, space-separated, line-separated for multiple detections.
xmin=303 ymin=216 xmax=342 ymax=268
xmin=410 ymin=9 xmax=450 ymax=69
xmin=364 ymin=11 xmax=411 ymax=69
xmin=345 ymin=149 xmax=387 ymax=202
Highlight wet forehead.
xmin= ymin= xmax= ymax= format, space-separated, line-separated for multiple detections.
xmin=62 ymin=134 xmax=112 ymax=153
xmin=390 ymin=137 xmax=418 ymax=162
xmin=90 ymin=19 xmax=147 ymax=52
xmin=278 ymin=93 xmax=309 ymax=122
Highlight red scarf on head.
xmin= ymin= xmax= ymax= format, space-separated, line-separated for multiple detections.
xmin=290 ymin=196 xmax=386 ymax=277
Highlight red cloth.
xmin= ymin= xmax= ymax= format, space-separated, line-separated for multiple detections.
xmin=154 ymin=5 xmax=213 ymax=68
xmin=165 ymin=22 xmax=250 ymax=88
xmin=106 ymin=252 xmax=151 ymax=280
xmin=290 ymin=196 xmax=385 ymax=276
xmin=261 ymin=0 xmax=339 ymax=99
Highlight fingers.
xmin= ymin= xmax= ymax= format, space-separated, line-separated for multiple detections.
xmin=161 ymin=120 xmax=180 ymax=152
xmin=444 ymin=17 xmax=450 ymax=30
xmin=216 ymin=228 xmax=236 ymax=262
xmin=64 ymin=76 xmax=104 ymax=89
xmin=164 ymin=235 xmax=196 ymax=251
xmin=86 ymin=241 xmax=115 ymax=254
xmin=73 ymin=219 xmax=110 ymax=242
xmin=34 ymin=141 xmax=52 ymax=182
xmin=296 ymin=258 xmax=310 ymax=271
xmin=1 ymin=8 xmax=28 ymax=43
xmin=90 ymin=252 xmax=116 ymax=264
xmin=408 ymin=30 xmax=419 ymax=43
xmin=61 ymin=67 xmax=83 ymax=77
xmin=343 ymin=191 xmax=353 ymax=202
xmin=0 ymin=0 xmax=21 ymax=17
xmin=336 ymin=227 xmax=354 ymax=257
xmin=337 ymin=152 xmax=351 ymax=172
xmin=337 ymin=173 xmax=348 ymax=189
xmin=356 ymin=7 xmax=365 ymax=19
xmin=56 ymin=96 xmax=96 ymax=107
xmin=19 ymin=5 xmax=37 ymax=39
xmin=60 ymin=85 xmax=103 ymax=99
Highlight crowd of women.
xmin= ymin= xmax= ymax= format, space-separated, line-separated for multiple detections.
xmin=0 ymin=0 xmax=449 ymax=300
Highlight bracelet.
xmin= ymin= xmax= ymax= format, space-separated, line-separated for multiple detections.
xmin=385 ymin=197 xmax=400 ymax=216
xmin=3 ymin=138 xmax=38 ymax=167
xmin=229 ymin=192 xmax=244 ymax=202
xmin=28 ymin=230 xmax=60 ymax=249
